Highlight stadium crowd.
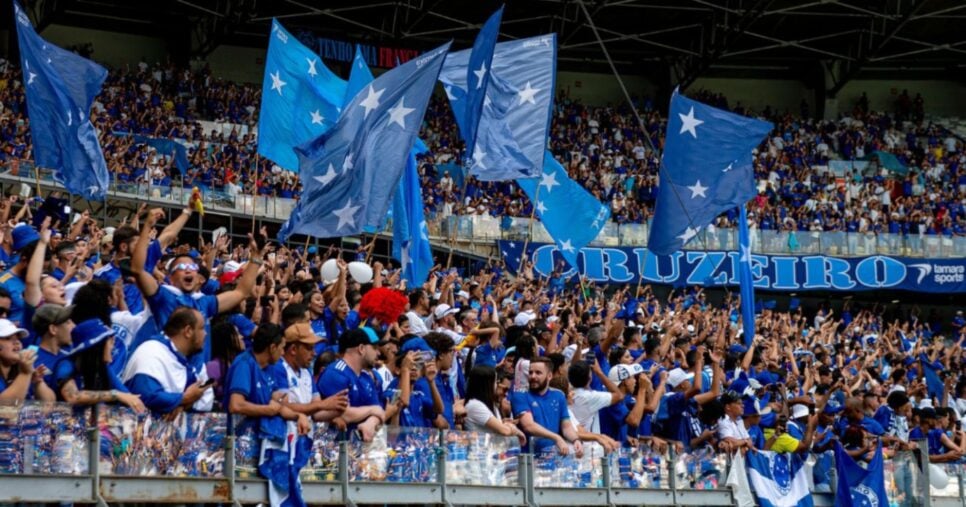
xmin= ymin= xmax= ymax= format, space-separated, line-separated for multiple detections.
xmin=0 ymin=57 xmax=963 ymax=240
xmin=0 ymin=187 xmax=963 ymax=483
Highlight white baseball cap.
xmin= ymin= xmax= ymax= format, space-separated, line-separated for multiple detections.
xmin=514 ymin=310 xmax=536 ymax=327
xmin=666 ymin=368 xmax=694 ymax=388
xmin=433 ymin=304 xmax=459 ymax=320
xmin=608 ymin=363 xmax=645 ymax=384
xmin=791 ymin=404 xmax=810 ymax=419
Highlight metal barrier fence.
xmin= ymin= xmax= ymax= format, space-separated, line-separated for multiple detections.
xmin=3 ymin=160 xmax=963 ymax=259
xmin=2 ymin=401 xmax=965 ymax=506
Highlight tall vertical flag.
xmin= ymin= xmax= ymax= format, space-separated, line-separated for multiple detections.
xmin=440 ymin=35 xmax=609 ymax=268
xmin=746 ymin=450 xmax=814 ymax=507
xmin=440 ymin=34 xmax=554 ymax=181
xmin=278 ymin=43 xmax=451 ymax=241
xmin=738 ymin=203 xmax=756 ymax=345
xmin=647 ymin=90 xmax=773 ymax=255
xmin=463 ymin=6 xmax=503 ymax=171
xmin=834 ymin=442 xmax=888 ymax=507
xmin=257 ymin=20 xmax=347 ymax=171
xmin=14 ymin=1 xmax=110 ymax=200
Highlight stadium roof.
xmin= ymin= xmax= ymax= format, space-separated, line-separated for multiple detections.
xmin=16 ymin=0 xmax=966 ymax=87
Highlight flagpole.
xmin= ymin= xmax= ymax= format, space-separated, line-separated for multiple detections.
xmin=518 ymin=181 xmax=542 ymax=275
xmin=251 ymin=154 xmax=259 ymax=234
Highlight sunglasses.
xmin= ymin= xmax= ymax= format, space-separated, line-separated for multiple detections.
xmin=173 ymin=263 xmax=199 ymax=273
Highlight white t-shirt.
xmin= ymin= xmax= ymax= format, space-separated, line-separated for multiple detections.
xmin=406 ymin=310 xmax=430 ymax=336
xmin=571 ymin=387 xmax=613 ymax=434
xmin=717 ymin=415 xmax=751 ymax=441
xmin=464 ymin=398 xmax=501 ymax=432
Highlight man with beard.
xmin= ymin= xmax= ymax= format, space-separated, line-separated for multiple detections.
xmin=510 ymin=356 xmax=582 ymax=455
xmin=316 ymin=327 xmax=386 ymax=441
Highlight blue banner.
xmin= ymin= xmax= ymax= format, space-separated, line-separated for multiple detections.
xmin=497 ymin=241 xmax=966 ymax=293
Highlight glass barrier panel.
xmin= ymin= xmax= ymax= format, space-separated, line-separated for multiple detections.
xmin=674 ymin=446 xmax=727 ymax=490
xmin=98 ymin=405 xmax=227 ymax=477
xmin=810 ymin=450 xmax=835 ymax=493
xmin=532 ymin=444 xmax=608 ymax=488
xmin=885 ymin=450 xmax=922 ymax=507
xmin=609 ymin=444 xmax=668 ymax=489
xmin=301 ymin=424 xmax=341 ymax=482
xmin=234 ymin=420 xmax=260 ymax=479
xmin=0 ymin=401 xmax=90 ymax=475
xmin=443 ymin=430 xmax=521 ymax=487
xmin=929 ymin=462 xmax=963 ymax=498
xmin=618 ymin=224 xmax=648 ymax=246
xmin=349 ymin=426 xmax=440 ymax=483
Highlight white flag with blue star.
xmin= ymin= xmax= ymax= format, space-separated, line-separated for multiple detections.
xmin=746 ymin=450 xmax=813 ymax=507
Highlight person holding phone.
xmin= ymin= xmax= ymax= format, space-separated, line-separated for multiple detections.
xmin=121 ymin=307 xmax=214 ymax=416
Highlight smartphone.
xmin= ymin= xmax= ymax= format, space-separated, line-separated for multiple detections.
xmin=201 ymin=378 xmax=216 ymax=388
xmin=260 ymin=295 xmax=272 ymax=306
xmin=26 ymin=345 xmax=38 ymax=354
xmin=389 ymin=389 xmax=401 ymax=405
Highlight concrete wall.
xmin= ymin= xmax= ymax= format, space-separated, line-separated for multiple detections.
xmin=555 ymin=70 xmax=657 ymax=106
xmin=836 ymin=79 xmax=966 ymax=117
xmin=203 ymin=45 xmax=267 ymax=84
xmin=40 ymin=24 xmax=167 ymax=69
xmin=690 ymin=77 xmax=815 ymax=116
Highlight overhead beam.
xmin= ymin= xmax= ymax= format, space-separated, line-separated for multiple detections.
xmin=561 ymin=24 xmax=703 ymax=50
xmin=737 ymin=29 xmax=857 ymax=60
xmin=827 ymin=0 xmax=933 ymax=95
xmin=722 ymin=29 xmax=864 ymax=58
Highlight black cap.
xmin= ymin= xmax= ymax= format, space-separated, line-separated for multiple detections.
xmin=338 ymin=327 xmax=387 ymax=353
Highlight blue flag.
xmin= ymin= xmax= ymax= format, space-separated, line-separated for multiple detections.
xmin=647 ymin=90 xmax=773 ymax=255
xmin=834 ymin=442 xmax=888 ymax=507
xmin=257 ymin=20 xmax=346 ymax=171
xmin=278 ymin=43 xmax=451 ymax=241
xmin=440 ymin=34 xmax=556 ymax=180
xmin=343 ymin=45 xmax=374 ymax=109
xmin=14 ymin=1 xmax=109 ymax=200
xmin=746 ymin=450 xmax=814 ymax=507
xmin=131 ymin=134 xmax=190 ymax=174
xmin=463 ymin=6 xmax=503 ymax=167
xmin=393 ymin=145 xmax=433 ymax=288
xmin=517 ymin=153 xmax=610 ymax=269
xmin=738 ymin=203 xmax=756 ymax=345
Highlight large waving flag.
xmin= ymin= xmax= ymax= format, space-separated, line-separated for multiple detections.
xmin=440 ymin=35 xmax=608 ymax=267
xmin=746 ymin=450 xmax=813 ymax=507
xmin=463 ymin=6 xmax=503 ymax=170
xmin=257 ymin=20 xmax=346 ymax=171
xmin=278 ymin=43 xmax=450 ymax=241
xmin=834 ymin=442 xmax=888 ymax=507
xmin=14 ymin=1 xmax=109 ymax=200
xmin=647 ymin=90 xmax=773 ymax=255
xmin=440 ymin=34 xmax=555 ymax=180
xmin=518 ymin=153 xmax=610 ymax=269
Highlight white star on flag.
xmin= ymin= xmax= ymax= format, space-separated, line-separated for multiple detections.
xmin=332 ymin=198 xmax=361 ymax=230
xmin=387 ymin=97 xmax=415 ymax=128
xmin=678 ymin=226 xmax=698 ymax=242
xmin=66 ymin=110 xmax=72 ymax=126
xmin=536 ymin=201 xmax=547 ymax=214
xmin=306 ymin=57 xmax=318 ymax=76
xmin=419 ymin=220 xmax=429 ymax=241
xmin=358 ymin=85 xmax=385 ymax=119
xmin=740 ymin=244 xmax=752 ymax=263
xmin=342 ymin=154 xmax=354 ymax=171
xmin=518 ymin=81 xmax=539 ymax=105
xmin=509 ymin=242 xmax=516 ymax=248
xmin=678 ymin=106 xmax=703 ymax=138
xmin=722 ymin=161 xmax=735 ymax=173
xmin=473 ymin=62 xmax=487 ymax=89
xmin=27 ymin=71 xmax=36 ymax=85
xmin=472 ymin=147 xmax=487 ymax=169
xmin=539 ymin=171 xmax=560 ymax=193
xmin=559 ymin=239 xmax=575 ymax=253
xmin=270 ymin=71 xmax=287 ymax=95
xmin=687 ymin=180 xmax=708 ymax=199
xmin=400 ymin=241 xmax=411 ymax=266
xmin=310 ymin=110 xmax=324 ymax=125
xmin=314 ymin=163 xmax=337 ymax=186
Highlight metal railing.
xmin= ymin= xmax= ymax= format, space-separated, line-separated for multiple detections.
xmin=3 ymin=159 xmax=965 ymax=259
xmin=2 ymin=401 xmax=966 ymax=506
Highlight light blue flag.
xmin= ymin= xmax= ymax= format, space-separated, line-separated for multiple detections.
xmin=343 ymin=45 xmax=374 ymax=109
xmin=440 ymin=34 xmax=556 ymax=181
xmin=517 ymin=153 xmax=610 ymax=269
xmin=746 ymin=450 xmax=814 ymax=507
xmin=14 ymin=1 xmax=109 ymax=200
xmin=256 ymin=20 xmax=346 ymax=171
xmin=393 ymin=145 xmax=433 ymax=288
xmin=463 ymin=6 xmax=503 ymax=165
xmin=278 ymin=43 xmax=451 ymax=241
xmin=738 ymin=203 xmax=756 ymax=346
xmin=647 ymin=90 xmax=773 ymax=255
